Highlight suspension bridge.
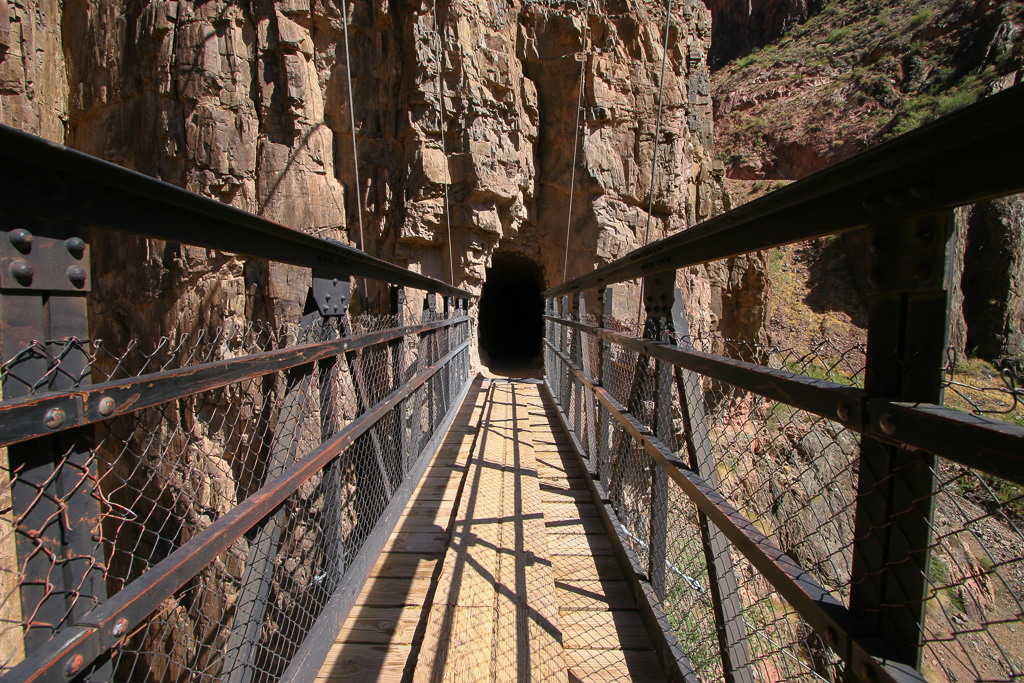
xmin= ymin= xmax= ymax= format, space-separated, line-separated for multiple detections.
xmin=0 ymin=69 xmax=1023 ymax=683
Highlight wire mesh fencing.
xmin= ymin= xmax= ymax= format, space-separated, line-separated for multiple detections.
xmin=544 ymin=307 xmax=1024 ymax=683
xmin=0 ymin=307 xmax=472 ymax=682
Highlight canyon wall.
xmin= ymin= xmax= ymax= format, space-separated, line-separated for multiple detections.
xmin=1 ymin=0 xmax=752 ymax=353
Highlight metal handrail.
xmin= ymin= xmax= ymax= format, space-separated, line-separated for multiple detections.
xmin=0 ymin=124 xmax=472 ymax=300
xmin=546 ymin=83 xmax=1024 ymax=296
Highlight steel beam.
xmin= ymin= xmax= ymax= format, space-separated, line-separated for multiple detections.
xmin=545 ymin=84 xmax=1024 ymax=297
xmin=0 ymin=127 xmax=470 ymax=299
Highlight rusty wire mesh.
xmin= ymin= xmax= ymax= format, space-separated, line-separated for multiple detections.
xmin=0 ymin=308 xmax=471 ymax=681
xmin=544 ymin=310 xmax=1024 ymax=682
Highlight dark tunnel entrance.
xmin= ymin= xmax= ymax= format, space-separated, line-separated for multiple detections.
xmin=478 ymin=253 xmax=545 ymax=376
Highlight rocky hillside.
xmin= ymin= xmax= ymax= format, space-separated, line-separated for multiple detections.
xmin=713 ymin=0 xmax=1024 ymax=180
xmin=709 ymin=0 xmax=1024 ymax=370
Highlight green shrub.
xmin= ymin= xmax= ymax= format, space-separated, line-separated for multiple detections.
xmin=910 ymin=9 xmax=934 ymax=28
xmin=827 ymin=26 xmax=852 ymax=44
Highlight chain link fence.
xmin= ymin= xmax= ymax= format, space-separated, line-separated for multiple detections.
xmin=544 ymin=307 xmax=1024 ymax=683
xmin=0 ymin=304 xmax=471 ymax=682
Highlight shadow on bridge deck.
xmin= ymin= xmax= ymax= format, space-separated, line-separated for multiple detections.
xmin=316 ymin=376 xmax=665 ymax=681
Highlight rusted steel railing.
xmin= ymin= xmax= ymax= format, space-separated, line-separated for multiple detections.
xmin=544 ymin=84 xmax=1024 ymax=683
xmin=0 ymin=123 xmax=474 ymax=683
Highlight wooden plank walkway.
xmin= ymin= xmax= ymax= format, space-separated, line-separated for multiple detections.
xmin=317 ymin=377 xmax=665 ymax=682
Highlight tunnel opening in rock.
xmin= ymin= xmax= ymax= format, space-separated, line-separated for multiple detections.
xmin=478 ymin=253 xmax=545 ymax=375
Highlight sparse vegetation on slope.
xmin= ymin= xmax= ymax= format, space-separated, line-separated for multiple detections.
xmin=712 ymin=0 xmax=1024 ymax=179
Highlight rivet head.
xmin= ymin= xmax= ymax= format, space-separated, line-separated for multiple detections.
xmin=98 ymin=397 xmax=116 ymax=416
xmin=915 ymin=228 xmax=934 ymax=246
xmin=10 ymin=259 xmax=34 ymax=285
xmin=837 ymin=403 xmax=851 ymax=422
xmin=868 ymin=238 xmax=884 ymax=255
xmin=860 ymin=662 xmax=877 ymax=682
xmin=9 ymin=229 xmax=34 ymax=252
xmin=880 ymin=413 xmax=896 ymax=436
xmin=913 ymin=263 xmax=932 ymax=282
xmin=324 ymin=293 xmax=331 ymax=301
xmin=64 ymin=653 xmax=84 ymax=677
xmin=45 ymin=408 xmax=66 ymax=429
xmin=65 ymin=237 xmax=86 ymax=258
xmin=824 ymin=626 xmax=838 ymax=646
xmin=868 ymin=269 xmax=883 ymax=286
xmin=67 ymin=265 xmax=87 ymax=288
xmin=111 ymin=617 xmax=128 ymax=637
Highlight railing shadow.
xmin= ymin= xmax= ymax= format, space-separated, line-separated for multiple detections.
xmin=319 ymin=375 xmax=487 ymax=680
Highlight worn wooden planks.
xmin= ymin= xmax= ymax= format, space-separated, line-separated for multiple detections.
xmin=319 ymin=378 xmax=665 ymax=682
xmin=528 ymin=386 xmax=665 ymax=682
xmin=414 ymin=381 xmax=565 ymax=682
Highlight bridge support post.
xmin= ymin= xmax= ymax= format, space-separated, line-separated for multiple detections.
xmin=642 ymin=275 xmax=672 ymax=604
xmin=848 ymin=212 xmax=951 ymax=672
xmin=0 ymin=221 xmax=110 ymax=678
xmin=578 ymin=296 xmax=599 ymax=469
xmin=565 ymin=294 xmax=573 ymax=403
xmin=596 ymin=287 xmax=613 ymax=483
xmin=569 ymin=292 xmax=583 ymax=440
xmin=391 ymin=287 xmax=408 ymax=471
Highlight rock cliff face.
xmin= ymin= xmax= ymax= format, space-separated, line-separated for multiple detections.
xmin=703 ymin=0 xmax=821 ymax=68
xmin=1 ymin=0 xmax=741 ymax=354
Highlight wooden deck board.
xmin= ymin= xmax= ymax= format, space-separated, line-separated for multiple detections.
xmin=415 ymin=381 xmax=566 ymax=681
xmin=321 ymin=378 xmax=665 ymax=682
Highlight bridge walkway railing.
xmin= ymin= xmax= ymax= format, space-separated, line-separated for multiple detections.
xmin=0 ymin=124 xmax=474 ymax=683
xmin=543 ymin=84 xmax=1024 ymax=683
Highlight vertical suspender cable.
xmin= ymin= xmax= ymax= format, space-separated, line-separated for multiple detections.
xmin=432 ymin=2 xmax=456 ymax=286
xmin=635 ymin=0 xmax=674 ymax=325
xmin=341 ymin=0 xmax=365 ymax=254
xmin=562 ymin=0 xmax=592 ymax=285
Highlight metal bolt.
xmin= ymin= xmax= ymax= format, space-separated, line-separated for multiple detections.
xmin=837 ymin=403 xmax=851 ymax=422
xmin=868 ymin=238 xmax=884 ymax=255
xmin=915 ymin=228 xmax=934 ymax=246
xmin=824 ymin=626 xmax=838 ymax=647
xmin=914 ymin=263 xmax=932 ymax=282
xmin=868 ymin=269 xmax=883 ymax=286
xmin=111 ymin=618 xmax=128 ymax=637
xmin=10 ymin=259 xmax=34 ymax=285
xmin=9 ymin=229 xmax=33 ymax=252
xmin=64 ymin=654 xmax=84 ymax=678
xmin=67 ymin=265 xmax=87 ymax=288
xmin=98 ymin=397 xmax=116 ymax=417
xmin=860 ymin=662 xmax=877 ymax=682
xmin=66 ymin=236 xmax=86 ymax=258
xmin=880 ymin=413 xmax=896 ymax=436
xmin=45 ymin=408 xmax=66 ymax=429
xmin=325 ymin=293 xmax=331 ymax=301
xmin=861 ymin=195 xmax=882 ymax=213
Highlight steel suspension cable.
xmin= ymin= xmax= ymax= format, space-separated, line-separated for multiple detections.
xmin=431 ymin=3 xmax=456 ymax=286
xmin=562 ymin=0 xmax=592 ymax=285
xmin=635 ymin=0 xmax=674 ymax=326
xmin=341 ymin=0 xmax=365 ymax=254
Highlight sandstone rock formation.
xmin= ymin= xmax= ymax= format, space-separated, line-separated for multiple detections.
xmin=1 ymin=0 xmax=747 ymax=350
xmin=958 ymin=195 xmax=1024 ymax=368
